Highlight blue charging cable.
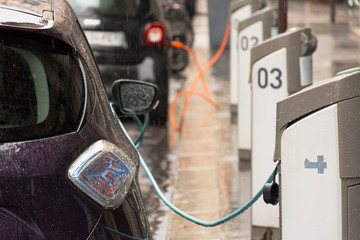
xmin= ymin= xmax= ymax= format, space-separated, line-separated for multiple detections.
xmin=140 ymin=150 xmax=277 ymax=227
xmin=110 ymin=105 xmax=278 ymax=227
xmin=110 ymin=103 xmax=149 ymax=148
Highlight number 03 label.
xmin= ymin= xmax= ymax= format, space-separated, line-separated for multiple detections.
xmin=252 ymin=48 xmax=287 ymax=94
xmin=252 ymin=48 xmax=288 ymax=131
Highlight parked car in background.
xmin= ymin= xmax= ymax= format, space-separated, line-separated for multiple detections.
xmin=184 ymin=0 xmax=196 ymax=19
xmin=161 ymin=0 xmax=194 ymax=73
xmin=0 ymin=0 xmax=156 ymax=239
xmin=68 ymin=0 xmax=171 ymax=125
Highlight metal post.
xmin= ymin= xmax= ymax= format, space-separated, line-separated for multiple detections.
xmin=330 ymin=0 xmax=336 ymax=23
xmin=278 ymin=0 xmax=287 ymax=33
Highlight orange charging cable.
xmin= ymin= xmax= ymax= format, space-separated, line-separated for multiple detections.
xmin=169 ymin=22 xmax=231 ymax=131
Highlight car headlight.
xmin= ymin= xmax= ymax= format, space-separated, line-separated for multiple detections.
xmin=68 ymin=140 xmax=136 ymax=209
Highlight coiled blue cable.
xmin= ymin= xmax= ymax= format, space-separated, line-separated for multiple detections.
xmin=110 ymin=105 xmax=278 ymax=227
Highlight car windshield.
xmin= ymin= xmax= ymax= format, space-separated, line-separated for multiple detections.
xmin=68 ymin=0 xmax=148 ymax=17
xmin=0 ymin=29 xmax=84 ymax=142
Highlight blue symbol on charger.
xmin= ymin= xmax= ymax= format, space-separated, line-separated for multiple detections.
xmin=304 ymin=155 xmax=327 ymax=174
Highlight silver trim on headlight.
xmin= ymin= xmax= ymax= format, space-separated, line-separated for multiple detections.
xmin=68 ymin=140 xmax=136 ymax=209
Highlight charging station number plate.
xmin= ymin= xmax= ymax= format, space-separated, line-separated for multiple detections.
xmin=251 ymin=48 xmax=288 ymax=228
xmin=230 ymin=4 xmax=251 ymax=105
xmin=238 ymin=21 xmax=263 ymax=88
xmin=237 ymin=21 xmax=263 ymax=150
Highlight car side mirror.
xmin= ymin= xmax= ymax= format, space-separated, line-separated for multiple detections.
xmin=111 ymin=79 xmax=159 ymax=115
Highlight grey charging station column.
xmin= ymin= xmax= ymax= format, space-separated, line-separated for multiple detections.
xmin=237 ymin=7 xmax=277 ymax=162
xmin=273 ymin=69 xmax=360 ymax=240
xmin=229 ymin=0 xmax=265 ymax=111
xmin=250 ymin=27 xmax=317 ymax=237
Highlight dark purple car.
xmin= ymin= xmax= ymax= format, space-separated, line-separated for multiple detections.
xmin=0 ymin=0 xmax=156 ymax=239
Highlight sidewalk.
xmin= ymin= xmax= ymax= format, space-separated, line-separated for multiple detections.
xmin=168 ymin=1 xmax=247 ymax=239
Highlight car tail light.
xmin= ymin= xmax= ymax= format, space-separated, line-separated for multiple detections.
xmin=144 ymin=23 xmax=165 ymax=46
xmin=68 ymin=140 xmax=136 ymax=209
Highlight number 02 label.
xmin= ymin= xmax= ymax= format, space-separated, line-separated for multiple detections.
xmin=238 ymin=21 xmax=264 ymax=150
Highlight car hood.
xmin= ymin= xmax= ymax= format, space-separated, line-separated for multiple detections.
xmin=0 ymin=133 xmax=103 ymax=239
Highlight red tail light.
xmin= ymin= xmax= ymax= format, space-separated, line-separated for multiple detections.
xmin=144 ymin=23 xmax=165 ymax=46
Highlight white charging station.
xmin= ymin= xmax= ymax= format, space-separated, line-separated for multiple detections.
xmin=229 ymin=0 xmax=265 ymax=111
xmin=272 ymin=69 xmax=360 ymax=240
xmin=237 ymin=7 xmax=277 ymax=161
xmin=250 ymin=27 xmax=317 ymax=238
